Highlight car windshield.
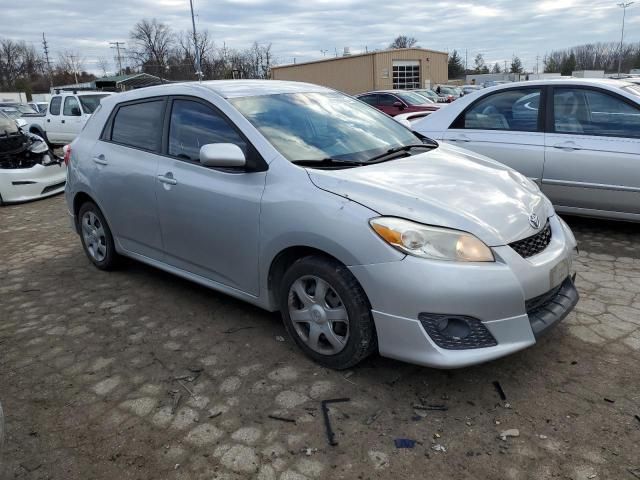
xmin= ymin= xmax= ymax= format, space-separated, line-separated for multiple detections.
xmin=231 ymin=92 xmax=420 ymax=163
xmin=0 ymin=111 xmax=19 ymax=134
xmin=0 ymin=108 xmax=21 ymax=120
xmin=395 ymin=91 xmax=430 ymax=105
xmin=15 ymin=104 xmax=36 ymax=114
xmin=79 ymin=95 xmax=109 ymax=114
xmin=439 ymin=87 xmax=457 ymax=94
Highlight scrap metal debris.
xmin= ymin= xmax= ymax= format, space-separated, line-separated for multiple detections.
xmin=268 ymin=414 xmax=296 ymax=424
xmin=431 ymin=444 xmax=447 ymax=453
xmin=604 ymin=398 xmax=615 ymax=404
xmin=275 ymin=336 xmax=285 ymax=342
xmin=364 ymin=410 xmax=382 ymax=425
xmin=169 ymin=390 xmax=182 ymax=414
xmin=493 ymin=381 xmax=507 ymax=401
xmin=321 ymin=398 xmax=350 ymax=446
xmin=394 ymin=438 xmax=416 ymax=448
xmin=413 ymin=404 xmax=448 ymax=411
xmin=223 ymin=326 xmax=255 ymax=334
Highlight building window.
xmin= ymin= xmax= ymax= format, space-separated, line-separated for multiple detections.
xmin=393 ymin=61 xmax=420 ymax=89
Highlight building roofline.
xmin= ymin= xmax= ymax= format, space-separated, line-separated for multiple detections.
xmin=271 ymin=47 xmax=448 ymax=70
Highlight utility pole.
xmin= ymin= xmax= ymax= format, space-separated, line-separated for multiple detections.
xmin=536 ymin=55 xmax=540 ymax=75
xmin=109 ymin=41 xmax=125 ymax=75
xmin=189 ymin=0 xmax=203 ymax=81
xmin=504 ymin=60 xmax=508 ymax=73
xmin=69 ymin=55 xmax=79 ymax=84
xmin=42 ymin=33 xmax=52 ymax=88
xmin=617 ymin=2 xmax=634 ymax=75
xmin=320 ymin=49 xmax=328 ymax=56
xmin=465 ymin=49 xmax=468 ymax=73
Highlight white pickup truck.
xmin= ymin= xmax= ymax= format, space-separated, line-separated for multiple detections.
xmin=23 ymin=91 xmax=112 ymax=145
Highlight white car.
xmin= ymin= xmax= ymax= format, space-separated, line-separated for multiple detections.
xmin=414 ymin=78 xmax=640 ymax=222
xmin=0 ymin=111 xmax=66 ymax=205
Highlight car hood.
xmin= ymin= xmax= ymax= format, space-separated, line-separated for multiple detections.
xmin=307 ymin=143 xmax=553 ymax=246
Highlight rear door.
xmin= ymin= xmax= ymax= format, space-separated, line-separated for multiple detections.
xmin=90 ymin=97 xmax=166 ymax=259
xmin=542 ymin=86 xmax=640 ymax=217
xmin=46 ymin=95 xmax=63 ymax=143
xmin=154 ymin=97 xmax=266 ymax=295
xmin=441 ymin=87 xmax=546 ymax=182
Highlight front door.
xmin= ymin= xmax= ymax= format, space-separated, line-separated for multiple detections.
xmin=155 ymin=98 xmax=266 ymax=295
xmin=441 ymin=87 xmax=546 ymax=182
xmin=46 ymin=95 xmax=63 ymax=144
xmin=61 ymin=96 xmax=84 ymax=143
xmin=542 ymin=86 xmax=640 ymax=216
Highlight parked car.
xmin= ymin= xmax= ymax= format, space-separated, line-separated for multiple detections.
xmin=461 ymin=85 xmax=482 ymax=95
xmin=0 ymin=107 xmax=28 ymax=129
xmin=414 ymin=78 xmax=640 ymax=222
xmin=482 ymin=80 xmax=512 ymax=88
xmin=356 ymin=90 xmax=443 ymax=116
xmin=66 ymin=80 xmax=578 ymax=369
xmin=0 ymin=102 xmax=37 ymax=114
xmin=412 ymin=88 xmax=449 ymax=103
xmin=23 ymin=91 xmax=112 ymax=145
xmin=435 ymin=85 xmax=462 ymax=102
xmin=0 ymin=110 xmax=66 ymax=205
xmin=28 ymin=101 xmax=49 ymax=113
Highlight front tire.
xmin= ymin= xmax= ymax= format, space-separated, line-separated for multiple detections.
xmin=78 ymin=202 xmax=119 ymax=270
xmin=280 ymin=255 xmax=376 ymax=369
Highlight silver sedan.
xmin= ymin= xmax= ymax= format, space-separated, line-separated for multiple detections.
xmin=65 ymin=80 xmax=578 ymax=369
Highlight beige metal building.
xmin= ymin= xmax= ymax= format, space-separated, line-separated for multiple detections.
xmin=271 ymin=48 xmax=448 ymax=95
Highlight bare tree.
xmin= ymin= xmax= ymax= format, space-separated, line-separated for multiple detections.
xmin=129 ymin=18 xmax=173 ymax=76
xmin=96 ymin=57 xmax=110 ymax=77
xmin=389 ymin=35 xmax=418 ymax=49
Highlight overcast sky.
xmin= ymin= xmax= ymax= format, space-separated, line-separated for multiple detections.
xmin=4 ymin=0 xmax=640 ymax=75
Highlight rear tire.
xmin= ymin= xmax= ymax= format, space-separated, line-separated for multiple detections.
xmin=279 ymin=255 xmax=376 ymax=369
xmin=78 ymin=202 xmax=119 ymax=270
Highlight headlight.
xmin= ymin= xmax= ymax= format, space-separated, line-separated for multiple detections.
xmin=370 ymin=217 xmax=494 ymax=262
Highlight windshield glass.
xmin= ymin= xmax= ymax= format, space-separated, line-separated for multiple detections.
xmin=395 ymin=91 xmax=430 ymax=105
xmin=15 ymin=104 xmax=36 ymax=114
xmin=0 ymin=111 xmax=19 ymax=134
xmin=0 ymin=108 xmax=21 ymax=120
xmin=79 ymin=95 xmax=109 ymax=114
xmin=231 ymin=92 xmax=419 ymax=163
xmin=439 ymin=87 xmax=458 ymax=95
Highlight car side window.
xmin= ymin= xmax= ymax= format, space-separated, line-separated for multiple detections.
xmin=553 ymin=87 xmax=640 ymax=138
xmin=168 ymin=99 xmax=246 ymax=162
xmin=110 ymin=100 xmax=164 ymax=152
xmin=455 ymin=88 xmax=541 ymax=132
xmin=358 ymin=94 xmax=378 ymax=106
xmin=378 ymin=94 xmax=398 ymax=106
xmin=63 ymin=96 xmax=80 ymax=116
xmin=49 ymin=96 xmax=61 ymax=116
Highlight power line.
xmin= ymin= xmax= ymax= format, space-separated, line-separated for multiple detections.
xmin=109 ymin=41 xmax=125 ymax=75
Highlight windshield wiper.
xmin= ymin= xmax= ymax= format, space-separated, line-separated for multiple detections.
xmin=292 ymin=158 xmax=366 ymax=168
xmin=366 ymin=143 xmax=434 ymax=164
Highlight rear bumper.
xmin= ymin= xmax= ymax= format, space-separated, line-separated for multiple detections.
xmin=349 ymin=215 xmax=578 ymax=368
xmin=0 ymin=162 xmax=66 ymax=204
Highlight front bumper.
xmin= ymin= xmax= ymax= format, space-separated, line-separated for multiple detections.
xmin=0 ymin=162 xmax=67 ymax=204
xmin=349 ymin=215 xmax=578 ymax=368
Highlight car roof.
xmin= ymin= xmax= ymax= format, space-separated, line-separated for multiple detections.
xmin=488 ymin=77 xmax=636 ymax=89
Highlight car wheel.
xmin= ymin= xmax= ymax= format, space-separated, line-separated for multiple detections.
xmin=78 ymin=202 xmax=119 ymax=270
xmin=280 ymin=255 xmax=377 ymax=369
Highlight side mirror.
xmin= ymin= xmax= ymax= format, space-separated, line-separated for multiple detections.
xmin=71 ymin=106 xmax=81 ymax=116
xmin=200 ymin=143 xmax=246 ymax=168
xmin=393 ymin=101 xmax=405 ymax=110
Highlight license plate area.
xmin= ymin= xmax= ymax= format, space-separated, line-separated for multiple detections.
xmin=550 ymin=259 xmax=570 ymax=288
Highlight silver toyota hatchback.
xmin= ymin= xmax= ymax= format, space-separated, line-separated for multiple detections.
xmin=65 ymin=80 xmax=579 ymax=370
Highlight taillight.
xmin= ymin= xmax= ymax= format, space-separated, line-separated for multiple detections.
xmin=63 ymin=145 xmax=71 ymax=166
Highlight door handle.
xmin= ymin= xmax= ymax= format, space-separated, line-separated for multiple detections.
xmin=552 ymin=141 xmax=581 ymax=151
xmin=61 ymin=119 xmax=65 ymax=124
xmin=92 ymin=155 xmax=107 ymax=166
xmin=157 ymin=174 xmax=177 ymax=185
xmin=46 ymin=118 xmax=50 ymax=123
xmin=450 ymin=135 xmax=470 ymax=142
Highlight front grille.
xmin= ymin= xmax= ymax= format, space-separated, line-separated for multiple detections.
xmin=509 ymin=222 xmax=552 ymax=258
xmin=41 ymin=181 xmax=66 ymax=194
xmin=419 ymin=313 xmax=497 ymax=350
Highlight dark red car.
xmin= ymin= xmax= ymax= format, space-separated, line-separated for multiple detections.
xmin=356 ymin=90 xmax=443 ymax=116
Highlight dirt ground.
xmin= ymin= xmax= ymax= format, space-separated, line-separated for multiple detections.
xmin=1 ymin=195 xmax=639 ymax=480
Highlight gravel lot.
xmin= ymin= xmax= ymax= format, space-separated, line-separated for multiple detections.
xmin=1 ymin=195 xmax=639 ymax=480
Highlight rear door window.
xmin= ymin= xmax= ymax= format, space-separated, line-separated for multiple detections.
xmin=63 ymin=96 xmax=81 ymax=116
xmin=49 ymin=96 xmax=61 ymax=115
xmin=358 ymin=94 xmax=378 ymax=106
xmin=378 ymin=94 xmax=399 ymax=106
xmin=553 ymin=87 xmax=640 ymax=138
xmin=455 ymin=88 xmax=542 ymax=131
xmin=168 ymin=99 xmax=246 ymax=162
xmin=110 ymin=100 xmax=164 ymax=152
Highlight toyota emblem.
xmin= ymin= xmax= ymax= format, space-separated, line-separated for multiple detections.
xmin=528 ymin=213 xmax=541 ymax=229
